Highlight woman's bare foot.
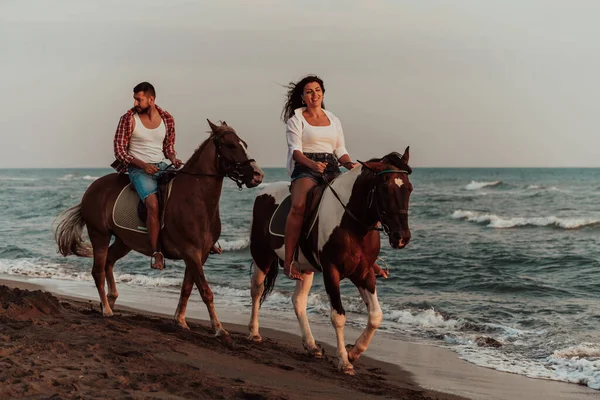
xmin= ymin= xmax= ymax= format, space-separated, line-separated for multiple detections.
xmin=373 ymin=262 xmax=388 ymax=279
xmin=283 ymin=261 xmax=303 ymax=280
xmin=210 ymin=244 xmax=222 ymax=254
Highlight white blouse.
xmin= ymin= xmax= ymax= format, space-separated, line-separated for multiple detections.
xmin=285 ymin=108 xmax=349 ymax=176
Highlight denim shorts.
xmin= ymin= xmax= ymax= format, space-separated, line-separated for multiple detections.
xmin=290 ymin=153 xmax=341 ymax=184
xmin=127 ymin=161 xmax=170 ymax=201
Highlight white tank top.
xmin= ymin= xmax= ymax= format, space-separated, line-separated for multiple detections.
xmin=299 ymin=115 xmax=338 ymax=154
xmin=129 ymin=113 xmax=166 ymax=163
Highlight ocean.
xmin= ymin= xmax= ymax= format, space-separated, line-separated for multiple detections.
xmin=1 ymin=167 xmax=599 ymax=390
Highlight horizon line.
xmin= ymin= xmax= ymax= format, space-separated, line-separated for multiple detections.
xmin=2 ymin=166 xmax=600 ymax=170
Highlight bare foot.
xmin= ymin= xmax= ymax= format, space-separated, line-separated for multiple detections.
xmin=373 ymin=262 xmax=388 ymax=279
xmin=283 ymin=261 xmax=303 ymax=280
xmin=151 ymin=252 xmax=165 ymax=270
xmin=210 ymin=244 xmax=222 ymax=255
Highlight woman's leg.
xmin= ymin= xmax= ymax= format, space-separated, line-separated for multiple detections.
xmin=283 ymin=177 xmax=317 ymax=280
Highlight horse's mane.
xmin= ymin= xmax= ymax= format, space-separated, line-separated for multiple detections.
xmin=185 ymin=125 xmax=237 ymax=166
xmin=368 ymin=151 xmax=412 ymax=174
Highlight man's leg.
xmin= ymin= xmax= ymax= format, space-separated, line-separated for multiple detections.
xmin=145 ymin=193 xmax=163 ymax=269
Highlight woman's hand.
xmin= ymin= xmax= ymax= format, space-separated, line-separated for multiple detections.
xmin=311 ymin=161 xmax=327 ymax=173
xmin=343 ymin=161 xmax=359 ymax=170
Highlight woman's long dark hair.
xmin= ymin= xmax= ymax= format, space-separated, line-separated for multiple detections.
xmin=281 ymin=75 xmax=325 ymax=123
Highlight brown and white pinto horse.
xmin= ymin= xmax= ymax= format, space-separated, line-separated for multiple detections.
xmin=54 ymin=121 xmax=264 ymax=337
xmin=248 ymin=149 xmax=412 ymax=374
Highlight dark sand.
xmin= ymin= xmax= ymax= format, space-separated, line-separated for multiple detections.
xmin=0 ymin=281 xmax=464 ymax=400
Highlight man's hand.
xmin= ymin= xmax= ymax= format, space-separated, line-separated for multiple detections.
xmin=344 ymin=162 xmax=359 ymax=170
xmin=169 ymin=157 xmax=183 ymax=168
xmin=143 ymin=163 xmax=160 ymax=175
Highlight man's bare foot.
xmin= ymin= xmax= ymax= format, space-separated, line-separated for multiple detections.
xmin=151 ymin=252 xmax=165 ymax=270
xmin=283 ymin=261 xmax=303 ymax=280
xmin=373 ymin=262 xmax=389 ymax=279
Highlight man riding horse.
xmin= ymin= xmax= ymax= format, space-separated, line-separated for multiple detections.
xmin=111 ymin=82 xmax=220 ymax=270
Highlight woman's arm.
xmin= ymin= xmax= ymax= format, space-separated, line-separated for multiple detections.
xmin=333 ymin=118 xmax=358 ymax=169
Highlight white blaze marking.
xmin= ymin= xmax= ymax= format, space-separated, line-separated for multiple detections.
xmin=394 ymin=177 xmax=404 ymax=188
xmin=240 ymin=141 xmax=250 ymax=157
xmin=241 ymin=140 xmax=263 ymax=174
xmin=317 ymin=167 xmax=362 ymax=252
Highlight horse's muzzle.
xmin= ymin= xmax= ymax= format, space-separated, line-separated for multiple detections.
xmin=246 ymin=163 xmax=264 ymax=188
xmin=389 ymin=231 xmax=410 ymax=249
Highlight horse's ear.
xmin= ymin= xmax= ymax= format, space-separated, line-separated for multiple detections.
xmin=221 ymin=121 xmax=228 ymax=127
xmin=401 ymin=146 xmax=410 ymax=163
xmin=207 ymin=119 xmax=219 ymax=133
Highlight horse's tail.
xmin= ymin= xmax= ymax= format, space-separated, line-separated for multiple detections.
xmin=259 ymin=258 xmax=280 ymax=306
xmin=53 ymin=204 xmax=93 ymax=258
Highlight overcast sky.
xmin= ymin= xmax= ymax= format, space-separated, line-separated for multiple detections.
xmin=1 ymin=0 xmax=599 ymax=168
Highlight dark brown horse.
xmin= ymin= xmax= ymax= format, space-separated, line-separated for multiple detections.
xmin=54 ymin=120 xmax=264 ymax=337
xmin=248 ymin=149 xmax=411 ymax=374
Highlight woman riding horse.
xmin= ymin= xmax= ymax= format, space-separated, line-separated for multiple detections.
xmin=282 ymin=75 xmax=359 ymax=280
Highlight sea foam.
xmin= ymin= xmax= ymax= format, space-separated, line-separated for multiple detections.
xmin=465 ymin=180 xmax=502 ymax=190
xmin=452 ymin=210 xmax=600 ymax=230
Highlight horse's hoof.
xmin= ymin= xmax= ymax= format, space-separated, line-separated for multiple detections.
xmin=175 ymin=318 xmax=189 ymax=330
xmin=340 ymin=365 xmax=355 ymax=375
xmin=100 ymin=303 xmax=113 ymax=317
xmin=216 ymin=329 xmax=231 ymax=340
xmin=305 ymin=343 xmax=324 ymax=359
xmin=107 ymin=299 xmax=117 ymax=309
xmin=217 ymin=332 xmax=232 ymax=344
xmin=249 ymin=334 xmax=262 ymax=343
xmin=346 ymin=344 xmax=360 ymax=362
xmin=310 ymin=349 xmax=325 ymax=359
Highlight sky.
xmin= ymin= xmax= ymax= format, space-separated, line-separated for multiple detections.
xmin=1 ymin=0 xmax=599 ymax=168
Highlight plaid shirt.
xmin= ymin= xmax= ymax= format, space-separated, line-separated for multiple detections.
xmin=111 ymin=105 xmax=177 ymax=173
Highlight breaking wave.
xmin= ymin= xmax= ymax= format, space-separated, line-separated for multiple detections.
xmin=219 ymin=237 xmax=249 ymax=251
xmin=452 ymin=210 xmax=600 ymax=230
xmin=465 ymin=181 xmax=502 ymax=190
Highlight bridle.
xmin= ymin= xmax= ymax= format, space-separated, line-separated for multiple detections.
xmin=174 ymin=131 xmax=256 ymax=190
xmin=324 ymin=161 xmax=410 ymax=236
xmin=364 ymin=164 xmax=410 ymax=236
xmin=212 ymin=133 xmax=256 ymax=189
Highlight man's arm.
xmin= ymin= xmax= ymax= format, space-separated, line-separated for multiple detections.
xmin=114 ymin=114 xmax=134 ymax=167
xmin=162 ymin=114 xmax=182 ymax=167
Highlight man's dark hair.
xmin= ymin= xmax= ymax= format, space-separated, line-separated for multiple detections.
xmin=133 ymin=82 xmax=156 ymax=98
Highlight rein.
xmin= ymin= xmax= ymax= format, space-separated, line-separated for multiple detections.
xmin=170 ymin=133 xmax=255 ymax=190
xmin=323 ymin=163 xmax=409 ymax=236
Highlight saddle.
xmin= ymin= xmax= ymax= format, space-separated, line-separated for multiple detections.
xmin=112 ymin=171 xmax=177 ymax=234
xmin=269 ymin=183 xmax=328 ymax=239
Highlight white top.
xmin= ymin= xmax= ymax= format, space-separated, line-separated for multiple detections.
xmin=129 ymin=113 xmax=167 ymax=163
xmin=285 ymin=108 xmax=349 ymax=176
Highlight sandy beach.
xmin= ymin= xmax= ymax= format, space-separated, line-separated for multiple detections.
xmin=0 ymin=277 xmax=597 ymax=400
xmin=0 ymin=279 xmax=462 ymax=400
